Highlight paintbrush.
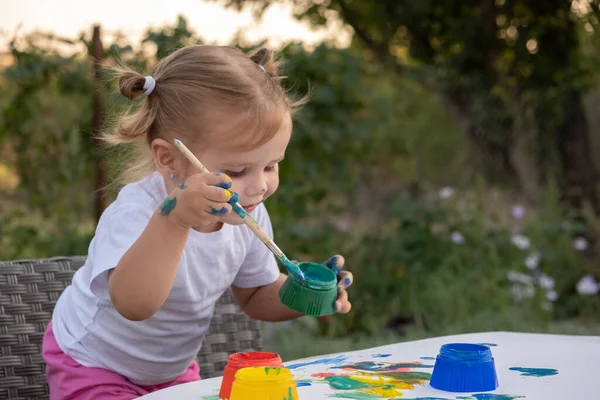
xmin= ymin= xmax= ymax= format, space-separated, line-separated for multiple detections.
xmin=173 ymin=138 xmax=305 ymax=280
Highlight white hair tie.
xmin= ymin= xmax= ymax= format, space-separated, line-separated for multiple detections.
xmin=143 ymin=76 xmax=156 ymax=96
xmin=257 ymin=64 xmax=266 ymax=73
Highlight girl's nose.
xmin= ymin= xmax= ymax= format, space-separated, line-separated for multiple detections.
xmin=245 ymin=175 xmax=267 ymax=197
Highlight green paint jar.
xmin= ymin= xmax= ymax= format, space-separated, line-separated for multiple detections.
xmin=279 ymin=262 xmax=338 ymax=317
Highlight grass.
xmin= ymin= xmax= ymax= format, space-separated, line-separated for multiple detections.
xmin=263 ymin=316 xmax=600 ymax=361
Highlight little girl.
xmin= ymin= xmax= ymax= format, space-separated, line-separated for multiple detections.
xmin=42 ymin=45 xmax=353 ymax=399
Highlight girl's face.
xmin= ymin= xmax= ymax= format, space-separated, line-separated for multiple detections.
xmin=193 ymin=113 xmax=292 ymax=227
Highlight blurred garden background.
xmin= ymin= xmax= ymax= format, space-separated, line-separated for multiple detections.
xmin=1 ymin=0 xmax=600 ymax=361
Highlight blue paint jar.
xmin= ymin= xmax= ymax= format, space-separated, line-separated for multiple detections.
xmin=430 ymin=343 xmax=498 ymax=392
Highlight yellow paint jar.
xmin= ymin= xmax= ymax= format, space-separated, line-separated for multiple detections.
xmin=229 ymin=366 xmax=299 ymax=400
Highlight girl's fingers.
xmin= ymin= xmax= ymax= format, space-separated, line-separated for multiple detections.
xmin=324 ymin=254 xmax=345 ymax=276
xmin=203 ymin=185 xmax=237 ymax=203
xmin=337 ymin=271 xmax=353 ymax=291
xmin=335 ymin=289 xmax=352 ymax=313
xmin=202 ymin=171 xmax=233 ymax=189
xmin=204 ymin=201 xmax=232 ymax=216
xmin=181 ymin=172 xmax=237 ymax=203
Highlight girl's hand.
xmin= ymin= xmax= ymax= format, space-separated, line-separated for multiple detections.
xmin=160 ymin=172 xmax=238 ymax=229
xmin=324 ymin=255 xmax=353 ymax=314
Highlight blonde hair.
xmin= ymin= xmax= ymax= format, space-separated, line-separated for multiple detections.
xmin=103 ymin=45 xmax=305 ymax=184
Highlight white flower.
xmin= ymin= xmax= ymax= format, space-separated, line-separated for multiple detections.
xmin=576 ymin=275 xmax=599 ymax=295
xmin=573 ymin=237 xmax=588 ymax=251
xmin=511 ymin=284 xmax=535 ymax=301
xmin=511 ymin=234 xmax=531 ymax=250
xmin=450 ymin=231 xmax=465 ymax=245
xmin=546 ymin=290 xmax=559 ymax=302
xmin=510 ymin=284 xmax=525 ymax=301
xmin=508 ymin=270 xmax=534 ymax=285
xmin=512 ymin=205 xmax=526 ymax=219
xmin=525 ymin=252 xmax=541 ymax=270
xmin=538 ymin=273 xmax=555 ymax=290
xmin=439 ymin=187 xmax=455 ymax=199
xmin=523 ymin=284 xmax=535 ymax=298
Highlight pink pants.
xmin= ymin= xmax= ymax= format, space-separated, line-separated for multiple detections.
xmin=42 ymin=321 xmax=200 ymax=400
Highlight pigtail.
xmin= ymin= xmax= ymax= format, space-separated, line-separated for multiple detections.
xmin=118 ymin=72 xmax=148 ymax=100
xmin=249 ymin=47 xmax=284 ymax=80
xmin=100 ymin=63 xmax=159 ymax=184
xmin=248 ymin=47 xmax=308 ymax=116
xmin=101 ymin=63 xmax=158 ymax=147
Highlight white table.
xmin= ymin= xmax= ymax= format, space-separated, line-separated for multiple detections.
xmin=138 ymin=331 xmax=600 ymax=400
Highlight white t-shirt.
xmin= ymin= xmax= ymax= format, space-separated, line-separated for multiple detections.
xmin=51 ymin=172 xmax=280 ymax=385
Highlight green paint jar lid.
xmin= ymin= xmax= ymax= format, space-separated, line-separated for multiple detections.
xmin=279 ymin=262 xmax=338 ymax=317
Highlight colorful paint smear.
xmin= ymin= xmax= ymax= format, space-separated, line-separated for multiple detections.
xmin=286 ymin=355 xmax=348 ymax=370
xmin=456 ymin=395 xmax=525 ymax=400
xmin=201 ymin=395 xmax=219 ymax=400
xmin=328 ymin=392 xmax=387 ymax=400
xmin=308 ymin=360 xmax=433 ymax=399
xmin=372 ymin=353 xmax=392 ymax=358
xmin=509 ymin=367 xmax=558 ymax=377
xmin=323 ymin=374 xmax=415 ymax=398
xmin=332 ymin=361 xmax=434 ymax=372
xmin=287 ymin=353 xmax=528 ymax=400
xmin=420 ymin=356 xmax=436 ymax=360
xmin=402 ymin=397 xmax=453 ymax=400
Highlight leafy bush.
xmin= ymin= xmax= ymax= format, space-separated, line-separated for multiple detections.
xmin=311 ymin=183 xmax=600 ymax=337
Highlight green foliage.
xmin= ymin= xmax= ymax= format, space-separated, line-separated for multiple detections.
xmin=311 ymin=184 xmax=600 ymax=338
xmin=143 ymin=16 xmax=202 ymax=60
xmin=1 ymin=34 xmax=94 ymax=216
xmin=216 ymin=0 xmax=600 ymax=211
xmin=0 ymin=19 xmax=210 ymax=261
xmin=270 ymin=42 xmax=469 ymax=232
xmin=0 ymin=209 xmax=94 ymax=260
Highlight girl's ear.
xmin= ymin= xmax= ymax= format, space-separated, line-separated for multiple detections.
xmin=151 ymin=138 xmax=181 ymax=179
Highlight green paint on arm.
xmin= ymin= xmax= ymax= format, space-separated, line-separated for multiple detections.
xmin=178 ymin=180 xmax=188 ymax=189
xmin=159 ymin=197 xmax=177 ymax=216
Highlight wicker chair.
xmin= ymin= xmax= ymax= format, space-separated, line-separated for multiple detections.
xmin=0 ymin=256 xmax=262 ymax=399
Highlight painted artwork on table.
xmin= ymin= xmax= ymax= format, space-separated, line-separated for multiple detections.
xmin=199 ymin=344 xmax=559 ymax=399
xmin=272 ymin=342 xmax=557 ymax=400
xmin=287 ymin=354 xmax=493 ymax=399
xmin=141 ymin=332 xmax=596 ymax=400
xmin=192 ymin=332 xmax=584 ymax=400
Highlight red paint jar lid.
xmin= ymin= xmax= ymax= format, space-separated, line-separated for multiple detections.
xmin=227 ymin=352 xmax=282 ymax=368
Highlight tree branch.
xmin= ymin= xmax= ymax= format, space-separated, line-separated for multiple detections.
xmin=336 ymin=1 xmax=397 ymax=70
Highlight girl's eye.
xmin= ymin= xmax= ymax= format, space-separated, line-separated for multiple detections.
xmin=223 ymin=169 xmax=246 ymax=178
xmin=265 ymin=165 xmax=276 ymax=172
